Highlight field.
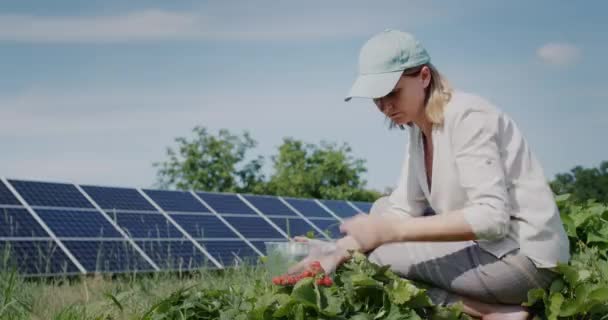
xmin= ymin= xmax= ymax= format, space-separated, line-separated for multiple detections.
xmin=1 ymin=195 xmax=607 ymax=320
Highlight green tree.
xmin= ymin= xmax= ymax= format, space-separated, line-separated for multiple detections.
xmin=154 ymin=127 xmax=381 ymax=201
xmin=550 ymin=161 xmax=608 ymax=204
xmin=154 ymin=126 xmax=266 ymax=193
xmin=264 ymin=138 xmax=381 ymax=201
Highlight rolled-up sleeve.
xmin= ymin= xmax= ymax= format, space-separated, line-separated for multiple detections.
xmin=387 ymin=141 xmax=427 ymax=218
xmin=452 ymin=110 xmax=510 ymax=240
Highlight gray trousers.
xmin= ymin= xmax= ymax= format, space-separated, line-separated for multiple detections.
xmin=367 ymin=197 xmax=556 ymax=306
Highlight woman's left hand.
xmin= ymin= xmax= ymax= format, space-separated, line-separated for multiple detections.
xmin=339 ymin=213 xmax=402 ymax=252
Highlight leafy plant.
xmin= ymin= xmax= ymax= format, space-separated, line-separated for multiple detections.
xmin=524 ymin=194 xmax=608 ymax=320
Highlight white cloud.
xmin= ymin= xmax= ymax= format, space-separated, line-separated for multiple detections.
xmin=536 ymin=42 xmax=581 ymax=66
xmin=0 ymin=2 xmax=454 ymax=43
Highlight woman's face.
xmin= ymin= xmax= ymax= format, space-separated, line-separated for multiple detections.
xmin=373 ymin=66 xmax=431 ymax=125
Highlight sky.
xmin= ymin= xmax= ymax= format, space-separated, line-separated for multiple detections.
xmin=0 ymin=0 xmax=606 ymax=192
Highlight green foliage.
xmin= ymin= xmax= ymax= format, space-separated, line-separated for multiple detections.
xmin=154 ymin=127 xmax=382 ymax=201
xmin=265 ymin=138 xmax=381 ymax=201
xmin=524 ymin=194 xmax=608 ymax=319
xmin=143 ymin=252 xmax=472 ymax=320
xmin=154 ymin=126 xmax=266 ymax=194
xmin=550 ymin=161 xmax=608 ymax=204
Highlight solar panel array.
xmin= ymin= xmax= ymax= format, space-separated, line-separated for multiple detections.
xmin=0 ymin=178 xmax=373 ymax=276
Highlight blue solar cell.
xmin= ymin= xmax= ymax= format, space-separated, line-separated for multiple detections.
xmin=0 ymin=208 xmax=48 ymax=237
xmin=197 ymin=192 xmax=257 ymax=215
xmin=107 ymin=212 xmax=183 ymax=239
xmin=269 ymin=217 xmax=318 ymax=238
xmin=320 ymin=200 xmax=358 ymax=218
xmin=284 ymin=198 xmax=334 ymax=218
xmin=243 ymin=195 xmax=299 ymax=217
xmin=248 ymin=240 xmax=267 ymax=254
xmin=169 ymin=214 xmax=237 ymax=239
xmin=81 ymin=186 xmax=155 ymax=211
xmin=0 ymin=181 xmax=20 ymax=205
xmin=144 ymin=189 xmax=209 ymax=213
xmin=0 ymin=240 xmax=79 ymax=275
xmin=9 ymin=180 xmax=93 ymax=208
xmin=36 ymin=209 xmax=122 ymax=238
xmin=200 ymin=240 xmax=259 ymax=266
xmin=223 ymin=216 xmax=284 ymax=239
xmin=351 ymin=201 xmax=373 ymax=213
xmin=307 ymin=219 xmax=342 ymax=239
xmin=135 ymin=240 xmax=211 ymax=270
xmin=63 ymin=240 xmax=154 ymax=273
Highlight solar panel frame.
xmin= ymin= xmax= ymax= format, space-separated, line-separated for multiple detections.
xmin=134 ymin=239 xmax=216 ymax=271
xmin=75 ymin=184 xmax=160 ymax=272
xmin=62 ymin=239 xmax=156 ymax=273
xmin=1 ymin=178 xmax=87 ymax=274
xmin=350 ymin=201 xmax=373 ymax=213
xmin=143 ymin=189 xmax=209 ymax=213
xmin=0 ymin=240 xmax=81 ymax=276
xmin=242 ymin=195 xmax=300 ymax=217
xmin=196 ymin=192 xmax=258 ymax=215
xmin=0 ymin=180 xmax=20 ymax=205
xmin=0 ymin=208 xmax=49 ymax=238
xmin=36 ymin=209 xmax=124 ymax=239
xmin=81 ymin=185 xmax=156 ymax=211
xmin=283 ymin=197 xmax=339 ymax=219
xmin=139 ymin=189 xmax=224 ymax=268
xmin=189 ymin=191 xmax=265 ymax=257
xmin=9 ymin=180 xmax=94 ymax=209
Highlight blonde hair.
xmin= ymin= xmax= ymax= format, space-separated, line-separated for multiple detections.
xmin=389 ymin=63 xmax=453 ymax=129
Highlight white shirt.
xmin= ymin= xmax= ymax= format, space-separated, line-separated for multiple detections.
xmin=387 ymin=91 xmax=570 ymax=268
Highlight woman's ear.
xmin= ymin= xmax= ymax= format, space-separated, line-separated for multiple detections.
xmin=420 ymin=65 xmax=432 ymax=89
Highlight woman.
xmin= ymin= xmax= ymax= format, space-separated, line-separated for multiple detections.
xmin=296 ymin=29 xmax=570 ymax=320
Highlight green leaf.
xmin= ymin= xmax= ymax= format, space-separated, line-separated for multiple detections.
xmin=291 ymin=278 xmax=318 ymax=309
xmin=589 ymin=287 xmax=608 ymax=301
xmin=351 ymin=274 xmax=382 ymax=289
xmin=546 ymin=292 xmax=564 ymax=320
xmin=555 ymin=194 xmax=571 ymax=203
xmin=523 ymin=288 xmax=546 ymax=307
xmin=549 ymin=279 xmax=565 ymax=294
xmin=587 ymin=231 xmax=608 ymax=244
xmin=350 ymin=313 xmax=374 ymax=320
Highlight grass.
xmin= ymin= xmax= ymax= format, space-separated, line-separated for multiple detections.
xmin=0 ymin=264 xmax=268 ymax=320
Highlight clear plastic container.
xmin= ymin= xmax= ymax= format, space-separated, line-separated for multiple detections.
xmin=264 ymin=241 xmax=309 ymax=278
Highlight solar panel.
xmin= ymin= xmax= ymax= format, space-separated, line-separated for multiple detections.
xmin=199 ymin=240 xmax=259 ymax=266
xmin=0 ymin=181 xmax=20 ymax=205
xmin=62 ymin=240 xmax=155 ymax=273
xmin=0 ymin=208 xmax=49 ymax=237
xmin=9 ymin=180 xmax=93 ymax=208
xmin=284 ymin=198 xmax=336 ymax=218
xmin=320 ymin=200 xmax=358 ymax=218
xmin=306 ymin=219 xmax=342 ymax=239
xmin=81 ymin=186 xmax=156 ymax=211
xmin=36 ymin=209 xmax=122 ymax=238
xmin=135 ymin=240 xmax=213 ymax=270
xmin=248 ymin=240 xmax=267 ymax=254
xmin=351 ymin=201 xmax=373 ymax=213
xmin=269 ymin=217 xmax=319 ymax=239
xmin=222 ymin=216 xmax=285 ymax=239
xmin=169 ymin=214 xmax=239 ymax=239
xmin=143 ymin=189 xmax=209 ymax=213
xmin=197 ymin=192 xmax=257 ymax=215
xmin=0 ymin=240 xmax=79 ymax=275
xmin=243 ymin=195 xmax=299 ymax=217
xmin=2 ymin=177 xmax=372 ymax=276
xmin=106 ymin=212 xmax=184 ymax=239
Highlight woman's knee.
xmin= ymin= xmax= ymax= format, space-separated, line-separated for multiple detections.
xmin=369 ymin=196 xmax=391 ymax=216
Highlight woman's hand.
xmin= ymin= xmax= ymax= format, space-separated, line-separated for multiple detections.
xmin=339 ymin=213 xmax=403 ymax=252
